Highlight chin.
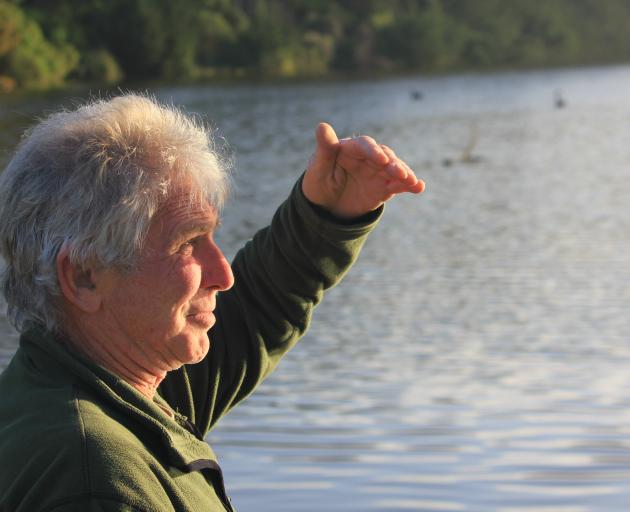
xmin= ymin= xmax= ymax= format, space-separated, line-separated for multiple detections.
xmin=185 ymin=332 xmax=211 ymax=364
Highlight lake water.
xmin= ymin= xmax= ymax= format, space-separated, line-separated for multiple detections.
xmin=2 ymin=65 xmax=630 ymax=511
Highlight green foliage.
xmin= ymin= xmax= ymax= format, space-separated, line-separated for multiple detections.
xmin=197 ymin=11 xmax=240 ymax=67
xmin=0 ymin=2 xmax=21 ymax=58
xmin=78 ymin=48 xmax=123 ymax=84
xmin=106 ymin=0 xmax=170 ymax=78
xmin=376 ymin=0 xmax=450 ymax=69
xmin=5 ymin=0 xmax=630 ymax=92
xmin=0 ymin=0 xmax=79 ymax=90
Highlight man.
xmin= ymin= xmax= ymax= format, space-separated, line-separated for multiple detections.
xmin=0 ymin=94 xmax=424 ymax=511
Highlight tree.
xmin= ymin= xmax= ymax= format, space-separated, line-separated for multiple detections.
xmin=0 ymin=1 xmax=79 ymax=90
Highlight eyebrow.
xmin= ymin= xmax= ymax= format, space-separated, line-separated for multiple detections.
xmin=169 ymin=219 xmax=220 ymax=246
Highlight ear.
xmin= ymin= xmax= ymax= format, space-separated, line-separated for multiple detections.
xmin=56 ymin=244 xmax=102 ymax=314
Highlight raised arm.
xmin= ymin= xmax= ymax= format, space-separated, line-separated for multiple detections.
xmin=159 ymin=123 xmax=425 ymax=434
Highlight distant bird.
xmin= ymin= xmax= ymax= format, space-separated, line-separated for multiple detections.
xmin=411 ymin=90 xmax=423 ymax=101
xmin=554 ymin=90 xmax=566 ymax=109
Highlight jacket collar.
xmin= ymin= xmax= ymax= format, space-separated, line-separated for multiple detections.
xmin=19 ymin=325 xmax=217 ymax=470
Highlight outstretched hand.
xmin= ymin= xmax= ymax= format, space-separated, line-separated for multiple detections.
xmin=302 ymin=123 xmax=425 ymax=219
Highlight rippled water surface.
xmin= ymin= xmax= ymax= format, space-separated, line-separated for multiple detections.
xmin=2 ymin=66 xmax=630 ymax=511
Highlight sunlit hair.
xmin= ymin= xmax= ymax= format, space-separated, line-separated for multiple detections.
xmin=0 ymin=93 xmax=230 ymax=332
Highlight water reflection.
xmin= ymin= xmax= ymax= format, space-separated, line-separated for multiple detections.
xmin=2 ymin=65 xmax=630 ymax=511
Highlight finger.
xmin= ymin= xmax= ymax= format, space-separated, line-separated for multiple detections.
xmin=387 ymin=166 xmax=425 ymax=194
xmin=340 ymin=135 xmax=388 ymax=166
xmin=398 ymin=164 xmax=423 ymax=190
xmin=359 ymin=136 xmax=389 ymax=165
xmin=410 ymin=178 xmax=426 ymax=194
xmin=386 ymin=175 xmax=426 ymax=195
xmin=380 ymin=145 xmax=408 ymax=180
xmin=392 ymin=155 xmax=421 ymax=189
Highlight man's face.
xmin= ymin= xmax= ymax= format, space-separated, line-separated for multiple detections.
xmin=97 ymin=187 xmax=234 ymax=370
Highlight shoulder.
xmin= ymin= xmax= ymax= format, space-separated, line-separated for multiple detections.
xmin=0 ymin=372 xmax=83 ymax=510
xmin=0 ymin=373 xmax=167 ymax=512
xmin=0 ymin=353 xmax=85 ymax=487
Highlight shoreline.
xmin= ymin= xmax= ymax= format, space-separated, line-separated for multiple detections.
xmin=2 ymin=59 xmax=630 ymax=99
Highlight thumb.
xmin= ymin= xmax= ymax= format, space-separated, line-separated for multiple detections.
xmin=303 ymin=123 xmax=342 ymax=207
xmin=312 ymin=122 xmax=340 ymax=170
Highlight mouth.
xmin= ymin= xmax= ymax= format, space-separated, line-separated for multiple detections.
xmin=187 ymin=310 xmax=216 ymax=327
xmin=187 ymin=296 xmax=217 ymax=325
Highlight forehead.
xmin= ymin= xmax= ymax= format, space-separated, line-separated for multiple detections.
xmin=148 ymin=188 xmax=218 ymax=242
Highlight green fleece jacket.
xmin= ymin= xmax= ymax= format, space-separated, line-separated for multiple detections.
xmin=0 ymin=180 xmax=381 ymax=512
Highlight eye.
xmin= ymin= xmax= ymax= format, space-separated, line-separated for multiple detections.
xmin=178 ymin=237 xmax=199 ymax=254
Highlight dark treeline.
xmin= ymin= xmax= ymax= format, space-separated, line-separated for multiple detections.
xmin=2 ymin=0 xmax=630 ymax=93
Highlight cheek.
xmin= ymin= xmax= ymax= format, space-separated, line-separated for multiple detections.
xmin=165 ymin=262 xmax=202 ymax=308
xmin=106 ymin=258 xmax=204 ymax=336
xmin=120 ymin=261 xmax=201 ymax=316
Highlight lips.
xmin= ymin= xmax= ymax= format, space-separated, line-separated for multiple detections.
xmin=186 ymin=295 xmax=217 ymax=324
xmin=187 ymin=298 xmax=216 ymax=322
xmin=187 ymin=311 xmax=215 ymax=327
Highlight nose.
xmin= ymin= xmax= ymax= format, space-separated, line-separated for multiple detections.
xmin=200 ymin=238 xmax=234 ymax=292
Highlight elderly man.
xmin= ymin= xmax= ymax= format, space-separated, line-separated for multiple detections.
xmin=0 ymin=94 xmax=424 ymax=511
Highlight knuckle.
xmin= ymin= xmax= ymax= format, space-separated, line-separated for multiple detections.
xmin=380 ymin=144 xmax=395 ymax=155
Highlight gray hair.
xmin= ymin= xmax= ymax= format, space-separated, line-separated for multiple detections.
xmin=0 ymin=93 xmax=230 ymax=332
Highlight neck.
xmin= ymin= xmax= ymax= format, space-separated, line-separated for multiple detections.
xmin=60 ymin=318 xmax=167 ymax=400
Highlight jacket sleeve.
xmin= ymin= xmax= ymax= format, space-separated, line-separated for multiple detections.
xmin=158 ymin=177 xmax=382 ymax=434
